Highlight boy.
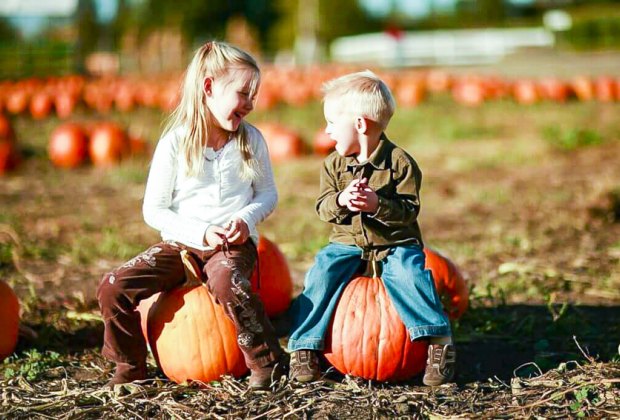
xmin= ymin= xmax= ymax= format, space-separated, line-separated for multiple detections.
xmin=287 ymin=71 xmax=455 ymax=386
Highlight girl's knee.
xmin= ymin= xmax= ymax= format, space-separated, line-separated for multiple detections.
xmin=97 ymin=272 xmax=125 ymax=306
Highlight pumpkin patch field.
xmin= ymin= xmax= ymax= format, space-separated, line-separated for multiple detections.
xmin=1 ymin=65 xmax=619 ymax=418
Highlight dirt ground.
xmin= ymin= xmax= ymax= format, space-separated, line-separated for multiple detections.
xmin=1 ymin=83 xmax=619 ymax=417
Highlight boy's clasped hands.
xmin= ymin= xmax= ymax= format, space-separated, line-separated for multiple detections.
xmin=337 ymin=177 xmax=379 ymax=213
xmin=204 ymin=218 xmax=249 ymax=249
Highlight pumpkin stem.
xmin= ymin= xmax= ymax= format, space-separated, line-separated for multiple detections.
xmin=371 ymin=260 xmax=380 ymax=278
xmin=362 ymin=259 xmax=382 ymax=278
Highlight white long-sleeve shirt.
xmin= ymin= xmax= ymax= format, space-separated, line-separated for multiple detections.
xmin=142 ymin=124 xmax=277 ymax=250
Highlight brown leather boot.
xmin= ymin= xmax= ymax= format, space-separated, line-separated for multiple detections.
xmin=289 ymin=350 xmax=320 ymax=383
xmin=248 ymin=353 xmax=289 ymax=390
xmin=105 ymin=362 xmax=148 ymax=387
xmin=423 ymin=344 xmax=456 ymax=386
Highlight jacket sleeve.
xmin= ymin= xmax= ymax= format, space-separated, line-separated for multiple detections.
xmin=315 ymin=158 xmax=351 ymax=224
xmin=368 ymin=155 xmax=421 ymax=227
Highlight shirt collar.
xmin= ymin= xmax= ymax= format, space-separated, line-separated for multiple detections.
xmin=345 ymin=133 xmax=390 ymax=171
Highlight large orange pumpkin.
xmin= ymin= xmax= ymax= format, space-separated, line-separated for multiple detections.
xmin=88 ymin=122 xmax=127 ymax=166
xmin=137 ymin=285 xmax=248 ymax=384
xmin=250 ymin=236 xmax=293 ymax=317
xmin=48 ymin=123 xmax=89 ymax=168
xmin=0 ymin=280 xmax=20 ymax=361
xmin=424 ymin=248 xmax=469 ymax=320
xmin=324 ymin=275 xmax=429 ymax=381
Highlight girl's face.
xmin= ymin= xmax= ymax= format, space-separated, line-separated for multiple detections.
xmin=324 ymin=99 xmax=360 ymax=157
xmin=205 ymin=67 xmax=258 ymax=134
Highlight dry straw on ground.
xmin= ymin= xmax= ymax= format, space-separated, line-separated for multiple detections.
xmin=1 ymin=352 xmax=618 ymax=419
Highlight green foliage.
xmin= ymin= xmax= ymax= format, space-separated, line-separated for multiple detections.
xmin=69 ymin=227 xmax=146 ymax=264
xmin=3 ymin=350 xmax=63 ymax=381
xmin=542 ymin=126 xmax=603 ymax=151
xmin=569 ymin=386 xmax=602 ymax=417
xmin=0 ymin=243 xmax=12 ymax=268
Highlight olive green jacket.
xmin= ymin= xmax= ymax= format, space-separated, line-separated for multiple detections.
xmin=316 ymin=134 xmax=424 ymax=261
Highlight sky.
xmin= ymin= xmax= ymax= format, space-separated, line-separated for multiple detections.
xmin=4 ymin=0 xmax=538 ymax=38
xmin=359 ymin=0 xmax=458 ymax=18
xmin=2 ymin=0 xmax=118 ymax=38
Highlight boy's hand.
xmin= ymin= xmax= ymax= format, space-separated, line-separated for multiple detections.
xmin=338 ymin=177 xmax=379 ymax=213
xmin=348 ymin=182 xmax=379 ymax=213
xmin=224 ymin=218 xmax=250 ymax=245
xmin=204 ymin=225 xmax=227 ymax=249
xmin=337 ymin=178 xmax=363 ymax=208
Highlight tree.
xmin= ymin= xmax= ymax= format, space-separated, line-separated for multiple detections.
xmin=74 ymin=0 xmax=99 ymax=73
xmin=0 ymin=17 xmax=18 ymax=42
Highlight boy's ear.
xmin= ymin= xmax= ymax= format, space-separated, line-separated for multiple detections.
xmin=203 ymin=77 xmax=214 ymax=96
xmin=355 ymin=116 xmax=368 ymax=134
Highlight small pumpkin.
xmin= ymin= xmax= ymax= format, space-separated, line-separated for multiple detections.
xmin=29 ymin=92 xmax=53 ymax=119
xmin=0 ymin=280 xmax=20 ymax=361
xmin=249 ymin=236 xmax=293 ymax=317
xmin=254 ymin=122 xmax=303 ymax=163
xmin=452 ymin=79 xmax=485 ymax=107
xmin=424 ymin=248 xmax=469 ymax=320
xmin=324 ymin=275 xmax=429 ymax=381
xmin=0 ymin=139 xmax=20 ymax=175
xmin=137 ymin=285 xmax=248 ymax=384
xmin=312 ymin=129 xmax=336 ymax=156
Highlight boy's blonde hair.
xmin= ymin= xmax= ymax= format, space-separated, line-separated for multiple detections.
xmin=322 ymin=70 xmax=395 ymax=129
xmin=163 ymin=41 xmax=260 ymax=180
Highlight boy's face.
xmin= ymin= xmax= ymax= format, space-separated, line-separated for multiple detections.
xmin=323 ymin=99 xmax=360 ymax=157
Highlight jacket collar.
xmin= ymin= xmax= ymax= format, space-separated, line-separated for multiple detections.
xmin=345 ymin=133 xmax=390 ymax=171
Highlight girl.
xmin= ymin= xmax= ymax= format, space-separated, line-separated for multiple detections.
xmin=97 ymin=41 xmax=286 ymax=390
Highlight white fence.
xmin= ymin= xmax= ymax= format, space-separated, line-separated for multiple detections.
xmin=330 ymin=28 xmax=555 ymax=67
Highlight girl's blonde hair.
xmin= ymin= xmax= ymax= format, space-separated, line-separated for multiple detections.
xmin=163 ymin=41 xmax=260 ymax=179
xmin=322 ymin=70 xmax=395 ymax=129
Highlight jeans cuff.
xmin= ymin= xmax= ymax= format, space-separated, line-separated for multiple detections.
xmin=408 ymin=325 xmax=452 ymax=341
xmin=287 ymin=337 xmax=324 ymax=351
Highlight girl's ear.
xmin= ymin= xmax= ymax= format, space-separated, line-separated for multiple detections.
xmin=355 ymin=116 xmax=368 ymax=134
xmin=203 ymin=77 xmax=214 ymax=96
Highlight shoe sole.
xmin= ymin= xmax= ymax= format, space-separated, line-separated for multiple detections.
xmin=291 ymin=374 xmax=318 ymax=383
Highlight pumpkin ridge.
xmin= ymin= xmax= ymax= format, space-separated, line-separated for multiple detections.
xmin=196 ymin=289 xmax=210 ymax=381
xmin=374 ymin=278 xmax=383 ymax=380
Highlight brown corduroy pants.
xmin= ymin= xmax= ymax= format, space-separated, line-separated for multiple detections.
xmin=97 ymin=240 xmax=283 ymax=370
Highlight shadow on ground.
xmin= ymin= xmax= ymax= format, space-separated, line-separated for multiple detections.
xmin=14 ymin=303 xmax=619 ymax=385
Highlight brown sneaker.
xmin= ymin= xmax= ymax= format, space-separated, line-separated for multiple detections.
xmin=423 ymin=344 xmax=456 ymax=386
xmin=289 ymin=350 xmax=320 ymax=383
xmin=248 ymin=353 xmax=289 ymax=390
xmin=105 ymin=362 xmax=148 ymax=388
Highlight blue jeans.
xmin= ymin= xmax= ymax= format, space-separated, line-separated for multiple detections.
xmin=288 ymin=243 xmax=452 ymax=351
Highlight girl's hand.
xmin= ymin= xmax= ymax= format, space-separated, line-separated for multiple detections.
xmin=225 ymin=218 xmax=250 ymax=245
xmin=204 ymin=225 xmax=227 ymax=249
